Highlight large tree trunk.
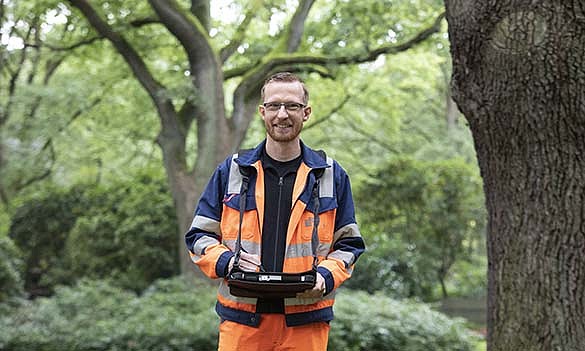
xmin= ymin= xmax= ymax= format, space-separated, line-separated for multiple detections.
xmin=445 ymin=1 xmax=585 ymax=350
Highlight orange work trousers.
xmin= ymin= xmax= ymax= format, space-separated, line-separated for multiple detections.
xmin=218 ymin=314 xmax=330 ymax=351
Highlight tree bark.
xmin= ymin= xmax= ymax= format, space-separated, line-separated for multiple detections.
xmin=445 ymin=1 xmax=585 ymax=350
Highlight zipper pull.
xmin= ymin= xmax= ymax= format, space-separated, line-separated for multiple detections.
xmin=278 ymin=176 xmax=284 ymax=186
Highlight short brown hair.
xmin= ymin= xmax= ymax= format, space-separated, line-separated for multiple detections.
xmin=260 ymin=72 xmax=309 ymax=104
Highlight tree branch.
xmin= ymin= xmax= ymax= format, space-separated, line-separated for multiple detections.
xmin=16 ymin=96 xmax=104 ymax=194
xmin=24 ymin=16 xmax=159 ymax=52
xmin=40 ymin=97 xmax=102 ymax=154
xmin=0 ymin=0 xmax=5 ymax=24
xmin=224 ymin=12 xmax=446 ymax=80
xmin=129 ymin=16 xmax=160 ymax=27
xmin=286 ymin=0 xmax=316 ymax=53
xmin=343 ymin=117 xmax=400 ymax=154
xmin=190 ymin=0 xmax=210 ymax=32
xmin=16 ymin=142 xmax=55 ymax=191
xmin=147 ymin=0 xmax=217 ymax=72
xmin=177 ymin=100 xmax=198 ymax=135
xmin=67 ymin=0 xmax=166 ymax=103
xmin=28 ymin=57 xmax=66 ymax=122
xmin=219 ymin=0 xmax=262 ymax=63
xmin=1 ymin=18 xmax=36 ymax=127
xmin=25 ymin=35 xmax=104 ymax=51
xmin=304 ymin=93 xmax=351 ymax=131
xmin=26 ymin=21 xmax=42 ymax=84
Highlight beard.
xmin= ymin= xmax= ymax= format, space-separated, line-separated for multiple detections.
xmin=265 ymin=121 xmax=303 ymax=142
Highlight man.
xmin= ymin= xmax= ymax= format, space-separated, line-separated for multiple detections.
xmin=185 ymin=72 xmax=365 ymax=350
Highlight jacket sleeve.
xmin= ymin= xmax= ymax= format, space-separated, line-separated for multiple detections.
xmin=317 ymin=161 xmax=366 ymax=295
xmin=185 ymin=157 xmax=234 ymax=279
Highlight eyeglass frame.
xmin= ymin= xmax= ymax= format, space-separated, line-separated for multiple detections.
xmin=261 ymin=102 xmax=307 ymax=113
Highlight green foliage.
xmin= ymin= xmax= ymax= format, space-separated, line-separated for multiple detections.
xmin=0 ymin=278 xmax=477 ymax=351
xmin=0 ymin=278 xmax=218 ymax=351
xmin=444 ymin=255 xmax=488 ymax=298
xmin=8 ymin=171 xmax=178 ymax=295
xmin=330 ymin=290 xmax=478 ymax=351
xmin=61 ymin=172 xmax=179 ymax=291
xmin=8 ymin=186 xmax=86 ymax=296
xmin=0 ymin=236 xmax=24 ymax=302
xmin=347 ymin=157 xmax=486 ymax=300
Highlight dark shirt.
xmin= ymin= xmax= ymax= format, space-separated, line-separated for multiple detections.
xmin=256 ymin=147 xmax=302 ymax=313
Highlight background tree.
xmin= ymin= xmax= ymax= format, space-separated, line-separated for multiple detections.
xmin=0 ymin=2 xmax=63 ymax=206
xmin=347 ymin=157 xmax=485 ymax=300
xmin=60 ymin=0 xmax=445 ymax=274
xmin=445 ymin=1 xmax=585 ymax=349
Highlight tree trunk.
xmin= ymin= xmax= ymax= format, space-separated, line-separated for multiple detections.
xmin=445 ymin=1 xmax=585 ymax=350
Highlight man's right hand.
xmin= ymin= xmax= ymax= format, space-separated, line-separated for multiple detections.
xmin=228 ymin=252 xmax=261 ymax=272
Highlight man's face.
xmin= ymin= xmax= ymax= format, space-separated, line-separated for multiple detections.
xmin=259 ymin=81 xmax=311 ymax=143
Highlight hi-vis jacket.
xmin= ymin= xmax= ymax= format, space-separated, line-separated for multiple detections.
xmin=185 ymin=140 xmax=365 ymax=327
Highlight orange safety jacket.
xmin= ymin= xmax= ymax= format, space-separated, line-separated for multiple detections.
xmin=185 ymin=140 xmax=365 ymax=327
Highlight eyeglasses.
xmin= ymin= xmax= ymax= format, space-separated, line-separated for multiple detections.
xmin=262 ymin=102 xmax=306 ymax=112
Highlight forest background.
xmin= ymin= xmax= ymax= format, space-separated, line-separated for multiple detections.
xmin=0 ymin=0 xmax=488 ymax=350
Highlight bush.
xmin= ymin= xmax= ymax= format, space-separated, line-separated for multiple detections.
xmin=8 ymin=172 xmax=179 ymax=294
xmin=62 ymin=173 xmax=179 ymax=291
xmin=8 ymin=186 xmax=86 ymax=296
xmin=0 ymin=236 xmax=24 ymax=302
xmin=349 ymin=157 xmax=486 ymax=301
xmin=0 ymin=278 xmax=218 ymax=351
xmin=330 ymin=290 xmax=478 ymax=350
xmin=0 ymin=278 xmax=477 ymax=351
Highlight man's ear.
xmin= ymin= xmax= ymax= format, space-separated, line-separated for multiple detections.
xmin=259 ymin=105 xmax=266 ymax=120
xmin=303 ymin=106 xmax=312 ymax=121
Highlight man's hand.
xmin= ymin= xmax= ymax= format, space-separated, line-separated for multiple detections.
xmin=296 ymin=272 xmax=326 ymax=298
xmin=228 ymin=252 xmax=261 ymax=272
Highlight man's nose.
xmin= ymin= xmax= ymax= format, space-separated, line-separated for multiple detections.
xmin=276 ymin=105 xmax=289 ymax=118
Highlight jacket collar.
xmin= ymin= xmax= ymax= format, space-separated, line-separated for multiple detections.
xmin=235 ymin=139 xmax=328 ymax=170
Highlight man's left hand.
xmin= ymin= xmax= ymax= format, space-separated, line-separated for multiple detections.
xmin=296 ymin=272 xmax=326 ymax=298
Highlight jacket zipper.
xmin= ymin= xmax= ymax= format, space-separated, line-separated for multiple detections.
xmin=274 ymin=176 xmax=284 ymax=270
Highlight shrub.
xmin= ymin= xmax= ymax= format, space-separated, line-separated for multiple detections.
xmin=0 ymin=278 xmax=477 ymax=351
xmin=0 ymin=236 xmax=24 ymax=302
xmin=62 ymin=173 xmax=179 ymax=291
xmin=330 ymin=290 xmax=477 ymax=351
xmin=0 ymin=278 xmax=218 ymax=351
xmin=350 ymin=157 xmax=486 ymax=301
xmin=8 ymin=172 xmax=179 ymax=294
xmin=8 ymin=186 xmax=86 ymax=296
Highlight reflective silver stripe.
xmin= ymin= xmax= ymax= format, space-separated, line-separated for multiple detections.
xmin=218 ymin=280 xmax=257 ymax=304
xmin=222 ymin=239 xmax=235 ymax=251
xmin=319 ymin=157 xmax=334 ymax=198
xmin=191 ymin=215 xmax=220 ymax=234
xmin=286 ymin=242 xmax=331 ymax=259
xmin=328 ymin=250 xmax=356 ymax=267
xmin=284 ymin=290 xmax=336 ymax=306
xmin=193 ymin=236 xmax=220 ymax=256
xmin=333 ymin=223 xmax=361 ymax=243
xmin=227 ymin=154 xmax=242 ymax=194
xmin=223 ymin=239 xmax=261 ymax=255
xmin=285 ymin=242 xmax=313 ymax=259
xmin=318 ymin=242 xmax=332 ymax=256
